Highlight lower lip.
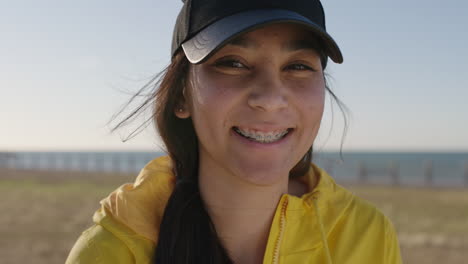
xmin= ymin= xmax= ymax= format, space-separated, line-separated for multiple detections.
xmin=231 ymin=128 xmax=293 ymax=148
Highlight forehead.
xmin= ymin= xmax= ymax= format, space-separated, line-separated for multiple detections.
xmin=225 ymin=23 xmax=322 ymax=52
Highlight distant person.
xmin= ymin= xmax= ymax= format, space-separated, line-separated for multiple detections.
xmin=66 ymin=0 xmax=402 ymax=263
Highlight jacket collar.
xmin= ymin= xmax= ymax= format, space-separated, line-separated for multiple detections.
xmin=95 ymin=155 xmax=352 ymax=248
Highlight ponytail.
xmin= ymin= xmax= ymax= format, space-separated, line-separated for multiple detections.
xmin=154 ymin=180 xmax=233 ymax=263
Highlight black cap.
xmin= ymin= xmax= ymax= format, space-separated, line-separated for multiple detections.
xmin=171 ymin=0 xmax=343 ymax=65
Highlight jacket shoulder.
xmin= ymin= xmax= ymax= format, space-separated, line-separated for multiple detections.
xmin=332 ymin=186 xmax=402 ymax=263
xmin=337 ymin=185 xmax=390 ymax=226
xmin=65 ymin=224 xmax=135 ymax=264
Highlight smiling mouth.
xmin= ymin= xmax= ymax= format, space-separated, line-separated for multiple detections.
xmin=232 ymin=127 xmax=293 ymax=143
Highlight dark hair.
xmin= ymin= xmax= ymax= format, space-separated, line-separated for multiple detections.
xmin=110 ymin=49 xmax=348 ymax=264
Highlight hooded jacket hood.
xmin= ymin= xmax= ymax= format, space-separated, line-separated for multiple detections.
xmin=67 ymin=156 xmax=402 ymax=264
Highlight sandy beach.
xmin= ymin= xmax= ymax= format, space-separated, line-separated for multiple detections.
xmin=1 ymin=168 xmax=467 ymax=264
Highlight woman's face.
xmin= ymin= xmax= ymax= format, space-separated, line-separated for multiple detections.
xmin=177 ymin=23 xmax=325 ymax=186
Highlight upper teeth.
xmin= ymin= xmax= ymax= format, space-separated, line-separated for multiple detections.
xmin=234 ymin=127 xmax=289 ymax=143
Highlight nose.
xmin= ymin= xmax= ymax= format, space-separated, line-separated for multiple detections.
xmin=247 ymin=68 xmax=288 ymax=112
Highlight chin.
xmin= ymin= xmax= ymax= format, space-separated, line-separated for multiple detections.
xmin=231 ymin=158 xmax=292 ymax=186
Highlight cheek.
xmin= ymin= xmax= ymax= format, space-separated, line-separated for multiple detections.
xmin=307 ymin=88 xmax=325 ymax=116
xmin=189 ymin=67 xmax=239 ymax=110
xmin=189 ymin=68 xmax=241 ymax=135
xmin=293 ymin=79 xmax=325 ymax=132
xmin=294 ymin=78 xmax=325 ymax=110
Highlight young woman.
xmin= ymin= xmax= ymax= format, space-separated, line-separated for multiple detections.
xmin=66 ymin=1 xmax=402 ymax=263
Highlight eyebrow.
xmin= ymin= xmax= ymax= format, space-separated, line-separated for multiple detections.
xmin=227 ymin=36 xmax=320 ymax=52
xmin=283 ymin=39 xmax=321 ymax=52
xmin=228 ymin=36 xmax=259 ymax=49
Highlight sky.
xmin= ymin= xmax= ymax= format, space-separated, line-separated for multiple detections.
xmin=1 ymin=0 xmax=467 ymax=152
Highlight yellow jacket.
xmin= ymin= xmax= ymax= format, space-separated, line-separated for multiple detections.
xmin=66 ymin=156 xmax=402 ymax=264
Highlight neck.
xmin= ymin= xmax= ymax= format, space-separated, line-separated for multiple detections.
xmin=198 ymin=164 xmax=289 ymax=264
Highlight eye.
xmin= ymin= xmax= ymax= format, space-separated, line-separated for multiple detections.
xmin=285 ymin=63 xmax=316 ymax=72
xmin=214 ymin=59 xmax=248 ymax=69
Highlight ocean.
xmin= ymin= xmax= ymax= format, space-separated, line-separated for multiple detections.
xmin=313 ymin=152 xmax=468 ymax=187
xmin=1 ymin=151 xmax=467 ymax=187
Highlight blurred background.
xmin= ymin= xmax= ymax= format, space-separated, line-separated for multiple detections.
xmin=1 ymin=0 xmax=467 ymax=263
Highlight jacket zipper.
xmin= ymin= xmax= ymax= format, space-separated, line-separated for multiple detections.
xmin=272 ymin=196 xmax=288 ymax=264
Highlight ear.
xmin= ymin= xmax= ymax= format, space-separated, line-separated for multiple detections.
xmin=174 ymin=103 xmax=191 ymax=119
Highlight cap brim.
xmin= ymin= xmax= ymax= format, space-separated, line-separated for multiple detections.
xmin=181 ymin=9 xmax=343 ymax=64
